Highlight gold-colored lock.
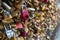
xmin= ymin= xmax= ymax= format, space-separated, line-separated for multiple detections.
xmin=25 ymin=27 xmax=29 ymax=33
xmin=42 ymin=4 xmax=47 ymax=10
xmin=49 ymin=5 xmax=52 ymax=8
xmin=41 ymin=13 xmax=44 ymax=16
xmin=28 ymin=0 xmax=32 ymax=2
xmin=20 ymin=37 xmax=24 ymax=40
xmin=35 ymin=13 xmax=41 ymax=17
xmin=42 ymin=6 xmax=46 ymax=10
xmin=30 ymin=31 xmax=34 ymax=37
xmin=40 ymin=17 xmax=45 ymax=21
xmin=11 ymin=10 xmax=19 ymax=17
xmin=13 ymin=36 xmax=18 ymax=40
xmin=35 ymin=0 xmax=39 ymax=4
xmin=36 ymin=19 xmax=41 ymax=23
xmin=9 ymin=15 xmax=12 ymax=18
xmin=11 ymin=24 xmax=16 ymax=28
xmin=40 ymin=32 xmax=46 ymax=37
xmin=36 ymin=7 xmax=40 ymax=11
xmin=49 ymin=25 xmax=54 ymax=31
xmin=37 ymin=29 xmax=41 ymax=35
xmin=2 ymin=18 xmax=14 ymax=24
xmin=33 ymin=0 xmax=39 ymax=7
xmin=52 ymin=16 xmax=56 ymax=20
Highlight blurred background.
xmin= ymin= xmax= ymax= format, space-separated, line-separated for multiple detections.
xmin=53 ymin=0 xmax=60 ymax=40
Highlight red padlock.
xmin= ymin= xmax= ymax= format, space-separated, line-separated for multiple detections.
xmin=16 ymin=22 xmax=23 ymax=29
xmin=21 ymin=9 xmax=29 ymax=21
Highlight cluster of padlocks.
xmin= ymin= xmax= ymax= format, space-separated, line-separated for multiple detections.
xmin=0 ymin=0 xmax=59 ymax=40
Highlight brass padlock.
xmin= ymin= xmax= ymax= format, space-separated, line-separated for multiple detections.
xmin=11 ymin=10 xmax=20 ymax=18
xmin=11 ymin=24 xmax=16 ymax=28
xmin=2 ymin=18 xmax=14 ymax=24
xmin=20 ymin=37 xmax=24 ymax=40
xmin=33 ymin=1 xmax=39 ymax=7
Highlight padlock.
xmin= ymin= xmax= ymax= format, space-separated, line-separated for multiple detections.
xmin=16 ymin=22 xmax=23 ymax=29
xmin=2 ymin=2 xmax=11 ymax=10
xmin=2 ymin=18 xmax=14 ymax=24
xmin=30 ymin=31 xmax=34 ymax=37
xmin=20 ymin=36 xmax=24 ymax=40
xmin=33 ymin=0 xmax=39 ymax=7
xmin=21 ymin=8 xmax=29 ymax=21
xmin=36 ymin=19 xmax=41 ymax=23
xmin=11 ymin=24 xmax=16 ymax=28
xmin=36 ymin=7 xmax=40 ymax=11
xmin=42 ymin=5 xmax=46 ymax=10
xmin=21 ymin=31 xmax=26 ymax=38
xmin=3 ymin=10 xmax=12 ymax=20
xmin=40 ymin=17 xmax=45 ymax=21
xmin=25 ymin=27 xmax=29 ymax=33
xmin=40 ymin=32 xmax=46 ymax=37
xmin=28 ymin=8 xmax=35 ymax=11
xmin=13 ymin=36 xmax=18 ymax=40
xmin=4 ymin=24 xmax=15 ymax=38
xmin=11 ymin=10 xmax=19 ymax=18
xmin=52 ymin=16 xmax=56 ymax=20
